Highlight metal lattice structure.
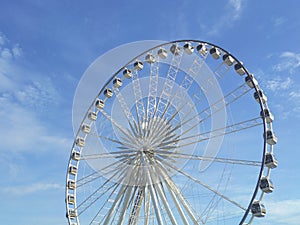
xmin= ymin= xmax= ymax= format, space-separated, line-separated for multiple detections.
xmin=66 ymin=40 xmax=277 ymax=225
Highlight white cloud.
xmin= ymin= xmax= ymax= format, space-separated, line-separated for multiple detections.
xmin=15 ymin=78 xmax=60 ymax=110
xmin=207 ymin=0 xmax=244 ymax=36
xmin=289 ymin=91 xmax=300 ymax=104
xmin=12 ymin=44 xmax=23 ymax=58
xmin=266 ymin=77 xmax=293 ymax=92
xmin=0 ymin=95 xmax=71 ymax=152
xmin=273 ymin=51 xmax=300 ymax=74
xmin=229 ymin=0 xmax=242 ymax=19
xmin=0 ymin=32 xmax=6 ymax=46
xmin=289 ymin=91 xmax=300 ymax=98
xmin=272 ymin=16 xmax=287 ymax=27
xmin=0 ymin=33 xmax=22 ymax=59
xmin=0 ymin=33 xmax=72 ymax=153
xmin=0 ymin=182 xmax=63 ymax=196
xmin=1 ymin=47 xmax=12 ymax=59
xmin=266 ymin=199 xmax=300 ymax=225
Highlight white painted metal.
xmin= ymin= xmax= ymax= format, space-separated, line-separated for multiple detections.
xmin=66 ymin=40 xmax=276 ymax=225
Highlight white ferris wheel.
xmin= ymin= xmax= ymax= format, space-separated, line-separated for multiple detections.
xmin=65 ymin=40 xmax=277 ymax=225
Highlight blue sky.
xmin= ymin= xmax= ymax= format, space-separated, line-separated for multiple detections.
xmin=0 ymin=0 xmax=300 ymax=224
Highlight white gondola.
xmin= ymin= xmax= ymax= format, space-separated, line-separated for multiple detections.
xmin=68 ymin=209 xmax=77 ymax=218
xmin=183 ymin=43 xmax=194 ymax=55
xmin=104 ymin=88 xmax=113 ymax=98
xmin=145 ymin=54 xmax=155 ymax=63
xmin=95 ymin=99 xmax=104 ymax=109
xmin=265 ymin=130 xmax=278 ymax=145
xmin=260 ymin=108 xmax=274 ymax=123
xmin=123 ymin=68 xmax=132 ymax=78
xmin=196 ymin=43 xmax=207 ymax=56
xmin=72 ymin=151 xmax=80 ymax=161
xmin=209 ymin=47 xmax=221 ymax=59
xmin=113 ymin=78 xmax=122 ymax=88
xmin=245 ymin=74 xmax=258 ymax=88
xmin=251 ymin=201 xmax=266 ymax=217
xmin=234 ymin=63 xmax=246 ymax=75
xmin=76 ymin=137 xmax=85 ymax=147
xmin=222 ymin=54 xmax=235 ymax=66
xmin=88 ymin=111 xmax=97 ymax=121
xmin=260 ymin=177 xmax=274 ymax=193
xmin=158 ymin=48 xmax=168 ymax=59
xmin=67 ymin=180 xmax=76 ymax=190
xmin=265 ymin=153 xmax=278 ymax=169
xmin=134 ymin=61 xmax=143 ymax=70
xmin=254 ymin=90 xmax=267 ymax=103
xmin=67 ymin=195 xmax=75 ymax=204
xmin=170 ymin=44 xmax=180 ymax=55
xmin=69 ymin=166 xmax=78 ymax=175
xmin=81 ymin=124 xmax=91 ymax=134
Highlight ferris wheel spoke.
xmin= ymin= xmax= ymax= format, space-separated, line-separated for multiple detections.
xmin=144 ymin=160 xmax=164 ymax=225
xmin=155 ymin=44 xmax=183 ymax=119
xmin=157 ymin=177 xmax=191 ymax=225
xmin=77 ymin=165 xmax=130 ymax=215
xmin=96 ymin=114 xmax=141 ymax=148
xmin=153 ymin=180 xmax=178 ymax=225
xmin=199 ymin=83 xmax=251 ymax=121
xmin=147 ymin=163 xmax=179 ymax=225
xmin=140 ymin=186 xmax=152 ymax=225
xmin=91 ymin=183 xmax=127 ymax=225
xmin=155 ymin=160 xmax=202 ymax=224
xmin=156 ymin=151 xmax=261 ymax=166
xmin=147 ymin=55 xmax=160 ymax=120
xmin=98 ymin=108 xmax=133 ymax=139
xmin=116 ymin=184 xmax=134 ymax=225
xmin=87 ymin=182 xmax=121 ymax=225
xmin=132 ymin=69 xmax=146 ymax=123
xmin=128 ymin=187 xmax=145 ymax=225
xmin=162 ymin=55 xmax=203 ymax=120
xmin=161 ymin=159 xmax=247 ymax=211
xmin=170 ymin=83 xmax=252 ymax=139
xmin=81 ymin=150 xmax=137 ymax=160
xmin=115 ymin=88 xmax=137 ymax=125
xmin=169 ymin=57 xmax=231 ymax=127
xmin=162 ymin=83 xmax=249 ymax=143
xmin=77 ymin=181 xmax=119 ymax=216
xmin=88 ymin=131 xmax=124 ymax=145
xmin=92 ymin=132 xmax=138 ymax=151
xmin=175 ymin=117 xmax=262 ymax=149
xmin=76 ymin=157 xmax=130 ymax=188
xmin=212 ymin=60 xmax=231 ymax=80
xmin=147 ymin=118 xmax=178 ymax=146
xmin=101 ymin=163 xmax=141 ymax=224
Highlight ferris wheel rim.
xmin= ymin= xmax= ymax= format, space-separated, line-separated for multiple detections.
xmin=66 ymin=40 xmax=276 ymax=225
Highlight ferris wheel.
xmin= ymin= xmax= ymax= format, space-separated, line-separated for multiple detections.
xmin=65 ymin=40 xmax=277 ymax=225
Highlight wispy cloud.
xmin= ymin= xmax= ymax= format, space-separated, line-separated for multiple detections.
xmin=273 ymin=51 xmax=300 ymax=74
xmin=207 ymin=0 xmax=245 ymax=36
xmin=0 ymin=32 xmax=23 ymax=59
xmin=259 ymin=50 xmax=300 ymax=119
xmin=15 ymin=78 xmax=60 ymax=110
xmin=0 ymin=32 xmax=7 ymax=46
xmin=289 ymin=90 xmax=300 ymax=100
xmin=229 ymin=0 xmax=243 ymax=19
xmin=271 ymin=16 xmax=287 ymax=27
xmin=0 ymin=94 xmax=71 ymax=152
xmin=0 ymin=33 xmax=72 ymax=152
xmin=266 ymin=76 xmax=293 ymax=92
xmin=0 ymin=182 xmax=63 ymax=196
xmin=266 ymin=199 xmax=300 ymax=225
